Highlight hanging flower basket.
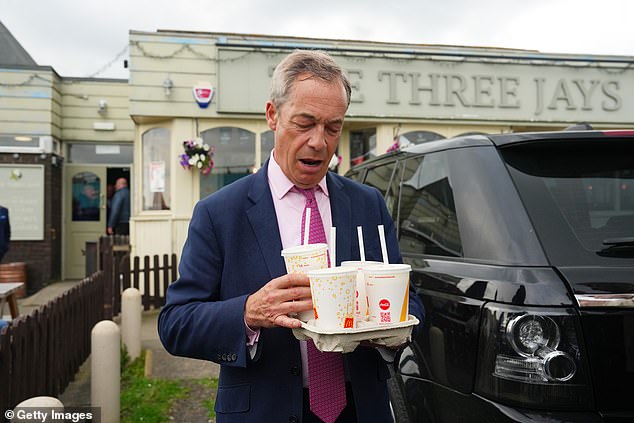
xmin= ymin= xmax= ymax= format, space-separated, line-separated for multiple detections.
xmin=180 ymin=138 xmax=214 ymax=175
xmin=386 ymin=137 xmax=400 ymax=153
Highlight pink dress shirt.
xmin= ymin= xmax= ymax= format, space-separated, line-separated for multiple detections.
xmin=246 ymin=150 xmax=332 ymax=385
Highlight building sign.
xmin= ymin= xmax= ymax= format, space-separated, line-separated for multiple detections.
xmin=217 ymin=48 xmax=633 ymax=124
xmin=0 ymin=164 xmax=44 ymax=240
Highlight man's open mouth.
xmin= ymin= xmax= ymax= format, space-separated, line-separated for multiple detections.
xmin=299 ymin=158 xmax=322 ymax=167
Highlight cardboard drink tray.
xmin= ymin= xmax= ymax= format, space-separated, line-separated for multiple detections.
xmin=292 ymin=315 xmax=419 ymax=353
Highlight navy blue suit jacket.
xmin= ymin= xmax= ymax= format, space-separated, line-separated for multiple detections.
xmin=158 ymin=163 xmax=424 ymax=422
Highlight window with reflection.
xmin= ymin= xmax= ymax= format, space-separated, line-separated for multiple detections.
xmin=398 ymin=151 xmax=462 ymax=257
xmin=72 ymin=172 xmax=100 ymax=221
xmin=199 ymin=127 xmax=256 ymax=199
xmin=364 ymin=161 xmax=401 ymax=216
xmin=261 ymin=130 xmax=274 ymax=166
xmin=397 ymin=131 xmax=445 ymax=149
xmin=142 ymin=128 xmax=171 ymax=211
xmin=350 ymin=129 xmax=376 ymax=167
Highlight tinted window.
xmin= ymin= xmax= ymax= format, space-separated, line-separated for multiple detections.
xmin=399 ymin=146 xmax=547 ymax=265
xmin=365 ymin=161 xmax=400 ymax=216
xmin=346 ymin=169 xmax=363 ymax=182
xmin=398 ymin=151 xmax=462 ymax=257
xmin=502 ymin=139 xmax=634 ymax=264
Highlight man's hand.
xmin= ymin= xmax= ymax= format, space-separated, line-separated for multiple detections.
xmin=106 ymin=227 xmax=113 ymax=235
xmin=245 ymin=273 xmax=312 ymax=329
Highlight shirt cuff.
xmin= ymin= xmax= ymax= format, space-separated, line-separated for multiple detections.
xmin=245 ymin=318 xmax=261 ymax=346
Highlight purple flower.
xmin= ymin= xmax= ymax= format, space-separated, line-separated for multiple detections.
xmin=180 ymin=139 xmax=215 ymax=174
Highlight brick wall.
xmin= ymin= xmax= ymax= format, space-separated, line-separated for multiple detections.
xmin=0 ymin=153 xmax=62 ymax=294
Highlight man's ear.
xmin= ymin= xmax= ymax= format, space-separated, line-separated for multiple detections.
xmin=265 ymin=101 xmax=277 ymax=131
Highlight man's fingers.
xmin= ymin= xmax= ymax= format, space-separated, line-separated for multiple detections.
xmin=284 ymin=298 xmax=313 ymax=315
xmin=277 ymin=286 xmax=312 ymax=304
xmin=245 ymin=274 xmax=314 ymax=328
xmin=274 ymin=314 xmax=304 ymax=329
xmin=275 ymin=273 xmax=310 ymax=288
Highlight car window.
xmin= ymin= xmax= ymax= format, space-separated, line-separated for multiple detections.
xmin=365 ymin=161 xmax=400 ymax=216
xmin=398 ymin=151 xmax=463 ymax=257
xmin=346 ymin=169 xmax=363 ymax=182
xmin=501 ymin=139 xmax=634 ymax=264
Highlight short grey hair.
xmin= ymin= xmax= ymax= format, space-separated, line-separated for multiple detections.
xmin=269 ymin=50 xmax=352 ymax=109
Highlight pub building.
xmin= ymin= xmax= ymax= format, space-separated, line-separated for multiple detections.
xmin=1 ymin=21 xmax=633 ymax=290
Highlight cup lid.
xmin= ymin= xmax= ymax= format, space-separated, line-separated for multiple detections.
xmin=281 ymin=243 xmax=328 ymax=256
xmin=307 ymin=266 xmax=358 ymax=277
xmin=364 ymin=263 xmax=412 ymax=275
xmin=340 ymin=260 xmax=383 ymax=269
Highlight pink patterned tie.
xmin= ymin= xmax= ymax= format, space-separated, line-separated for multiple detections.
xmin=298 ymin=187 xmax=347 ymax=423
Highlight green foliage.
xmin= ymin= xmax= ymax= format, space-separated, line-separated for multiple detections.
xmin=121 ymin=346 xmax=130 ymax=369
xmin=120 ymin=351 xmax=186 ymax=423
xmin=119 ymin=350 xmax=220 ymax=422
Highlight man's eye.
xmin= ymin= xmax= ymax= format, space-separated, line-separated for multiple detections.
xmin=295 ymin=122 xmax=313 ymax=130
xmin=326 ymin=126 xmax=341 ymax=136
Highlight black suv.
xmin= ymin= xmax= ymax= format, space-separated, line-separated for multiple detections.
xmin=345 ymin=130 xmax=634 ymax=422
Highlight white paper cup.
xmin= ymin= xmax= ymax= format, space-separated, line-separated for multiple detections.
xmin=340 ymin=260 xmax=383 ymax=320
xmin=365 ymin=264 xmax=411 ymax=325
xmin=307 ymin=266 xmax=358 ymax=330
xmin=281 ymin=243 xmax=329 ymax=321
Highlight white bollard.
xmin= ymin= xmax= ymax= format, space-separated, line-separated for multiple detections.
xmin=91 ymin=320 xmax=120 ymax=423
xmin=13 ymin=397 xmax=63 ymax=422
xmin=121 ymin=287 xmax=142 ymax=360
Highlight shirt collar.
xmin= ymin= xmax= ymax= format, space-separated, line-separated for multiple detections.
xmin=267 ymin=149 xmax=329 ymax=199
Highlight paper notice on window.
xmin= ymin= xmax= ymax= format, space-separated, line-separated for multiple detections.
xmin=149 ymin=161 xmax=165 ymax=192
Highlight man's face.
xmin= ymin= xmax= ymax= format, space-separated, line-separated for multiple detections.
xmin=266 ymin=74 xmax=347 ymax=189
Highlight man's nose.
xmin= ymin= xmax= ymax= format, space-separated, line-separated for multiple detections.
xmin=306 ymin=125 xmax=327 ymax=149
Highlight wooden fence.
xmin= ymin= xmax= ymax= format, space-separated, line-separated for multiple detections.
xmin=0 ymin=272 xmax=104 ymax=413
xmin=0 ymin=236 xmax=178 ymax=412
xmin=98 ymin=236 xmax=178 ymax=319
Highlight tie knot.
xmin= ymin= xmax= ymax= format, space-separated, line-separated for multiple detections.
xmin=296 ymin=187 xmax=317 ymax=201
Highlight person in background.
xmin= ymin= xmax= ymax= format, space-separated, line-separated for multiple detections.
xmin=106 ymin=178 xmax=130 ymax=235
xmin=158 ymin=50 xmax=424 ymax=423
xmin=0 ymin=205 xmax=9 ymax=262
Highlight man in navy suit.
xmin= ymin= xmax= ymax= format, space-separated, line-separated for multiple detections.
xmin=158 ymin=50 xmax=424 ymax=423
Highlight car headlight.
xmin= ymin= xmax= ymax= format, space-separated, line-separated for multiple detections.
xmin=475 ymin=304 xmax=594 ymax=410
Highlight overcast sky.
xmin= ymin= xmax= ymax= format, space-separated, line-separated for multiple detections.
xmin=2 ymin=0 xmax=633 ymax=79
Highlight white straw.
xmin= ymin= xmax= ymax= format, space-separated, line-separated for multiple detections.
xmin=357 ymin=226 xmax=366 ymax=262
xmin=330 ymin=227 xmax=336 ymax=267
xmin=303 ymin=207 xmax=311 ymax=245
xmin=378 ymin=224 xmax=389 ymax=264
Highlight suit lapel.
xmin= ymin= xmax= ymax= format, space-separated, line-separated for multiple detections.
xmin=327 ymin=173 xmax=351 ymax=265
xmin=246 ymin=162 xmax=286 ymax=280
